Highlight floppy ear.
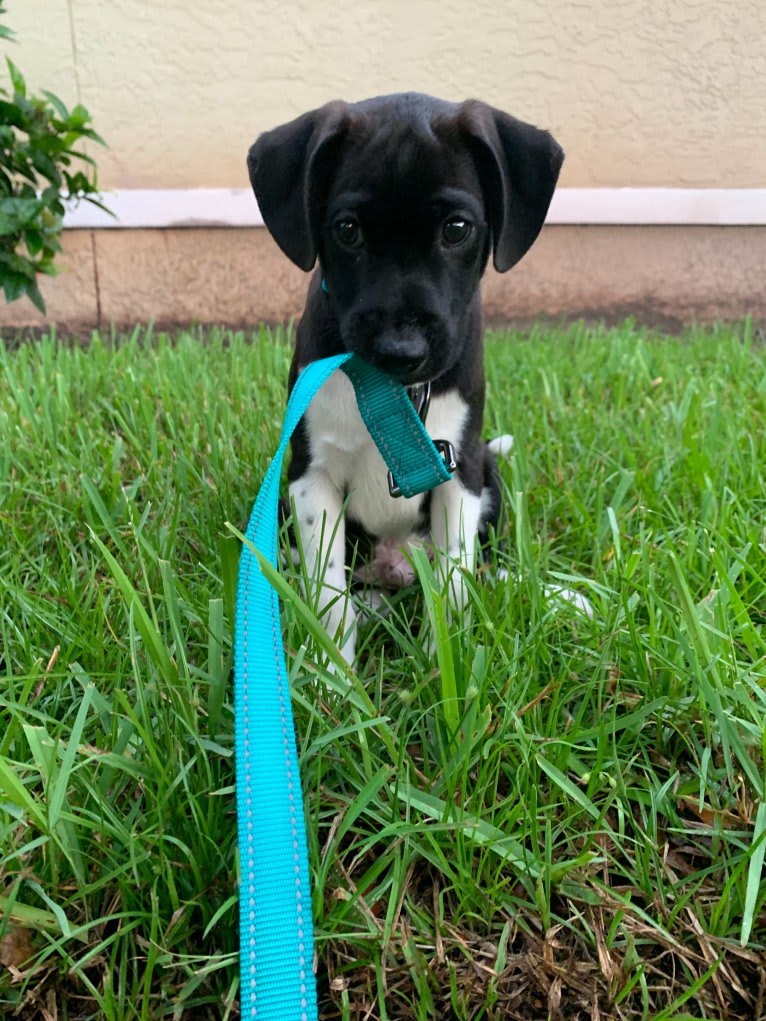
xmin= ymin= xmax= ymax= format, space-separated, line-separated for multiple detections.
xmin=459 ymin=101 xmax=564 ymax=273
xmin=247 ymin=101 xmax=350 ymax=271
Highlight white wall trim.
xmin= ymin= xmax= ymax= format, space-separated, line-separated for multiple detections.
xmin=64 ymin=188 xmax=263 ymax=229
xmin=62 ymin=187 xmax=766 ymax=229
xmin=551 ymin=188 xmax=766 ymax=225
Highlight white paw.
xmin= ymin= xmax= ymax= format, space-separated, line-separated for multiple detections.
xmin=544 ymin=585 xmax=595 ymax=620
xmin=487 ymin=565 xmax=510 ymax=584
xmin=491 ymin=568 xmax=595 ymax=620
xmin=353 ymin=587 xmax=392 ymax=627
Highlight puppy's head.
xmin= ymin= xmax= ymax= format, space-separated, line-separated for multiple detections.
xmin=248 ymin=93 xmax=563 ymax=384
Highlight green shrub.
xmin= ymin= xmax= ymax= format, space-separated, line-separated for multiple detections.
xmin=0 ymin=3 xmax=107 ymax=313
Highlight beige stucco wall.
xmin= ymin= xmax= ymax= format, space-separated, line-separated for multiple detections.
xmin=3 ymin=225 xmax=764 ymax=333
xmin=7 ymin=0 xmax=766 ymax=190
xmin=2 ymin=1 xmax=765 ymax=330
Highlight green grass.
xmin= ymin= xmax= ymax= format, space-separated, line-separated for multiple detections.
xmin=1 ymin=320 xmax=765 ymax=1020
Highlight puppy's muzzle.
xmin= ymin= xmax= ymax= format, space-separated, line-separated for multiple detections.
xmin=366 ymin=329 xmax=428 ymax=380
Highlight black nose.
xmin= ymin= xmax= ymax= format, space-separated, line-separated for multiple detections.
xmin=371 ymin=331 xmax=428 ymax=378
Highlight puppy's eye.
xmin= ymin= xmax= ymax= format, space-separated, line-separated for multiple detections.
xmin=442 ymin=217 xmax=472 ymax=247
xmin=335 ymin=217 xmax=363 ymax=248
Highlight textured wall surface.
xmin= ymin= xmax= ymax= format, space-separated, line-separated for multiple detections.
xmin=3 ymin=1 xmax=764 ymax=330
xmin=5 ymin=0 xmax=766 ymax=190
xmin=1 ymin=226 xmax=764 ymax=333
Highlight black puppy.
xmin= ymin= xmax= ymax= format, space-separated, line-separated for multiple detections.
xmin=248 ymin=93 xmax=563 ymax=663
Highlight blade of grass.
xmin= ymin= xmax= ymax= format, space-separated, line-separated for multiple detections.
xmin=741 ymin=800 xmax=766 ymax=946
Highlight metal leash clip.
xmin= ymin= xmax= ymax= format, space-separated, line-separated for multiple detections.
xmin=388 ymin=381 xmax=457 ymax=497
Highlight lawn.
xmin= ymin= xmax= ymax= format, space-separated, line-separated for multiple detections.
xmin=1 ymin=321 xmax=765 ymax=1021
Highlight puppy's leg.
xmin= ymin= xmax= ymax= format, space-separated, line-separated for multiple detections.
xmin=290 ymin=470 xmax=356 ymax=664
xmin=430 ymin=476 xmax=483 ymax=611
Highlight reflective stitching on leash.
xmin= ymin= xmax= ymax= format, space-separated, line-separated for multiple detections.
xmin=271 ymin=588 xmax=308 ymax=1020
xmin=241 ymin=556 xmax=257 ymax=1000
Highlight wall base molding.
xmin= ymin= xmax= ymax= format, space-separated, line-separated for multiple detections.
xmin=2 ymin=224 xmax=765 ymax=333
xmin=62 ymin=188 xmax=766 ymax=230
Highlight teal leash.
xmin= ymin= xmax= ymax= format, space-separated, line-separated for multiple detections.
xmin=234 ymin=353 xmax=454 ymax=1019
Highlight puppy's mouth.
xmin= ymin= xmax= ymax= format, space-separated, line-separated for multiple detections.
xmin=343 ymin=327 xmax=437 ymax=386
xmin=360 ymin=356 xmax=430 ymax=388
xmin=380 ymin=357 xmax=430 ymax=386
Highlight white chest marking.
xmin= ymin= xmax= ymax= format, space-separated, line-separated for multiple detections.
xmin=302 ymin=370 xmax=469 ymax=539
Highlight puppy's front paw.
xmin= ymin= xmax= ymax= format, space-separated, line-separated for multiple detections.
xmin=489 ymin=567 xmax=595 ymax=620
xmin=544 ymin=584 xmax=595 ymax=620
xmin=318 ymin=597 xmax=357 ymax=667
xmin=353 ymin=586 xmax=393 ymax=628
